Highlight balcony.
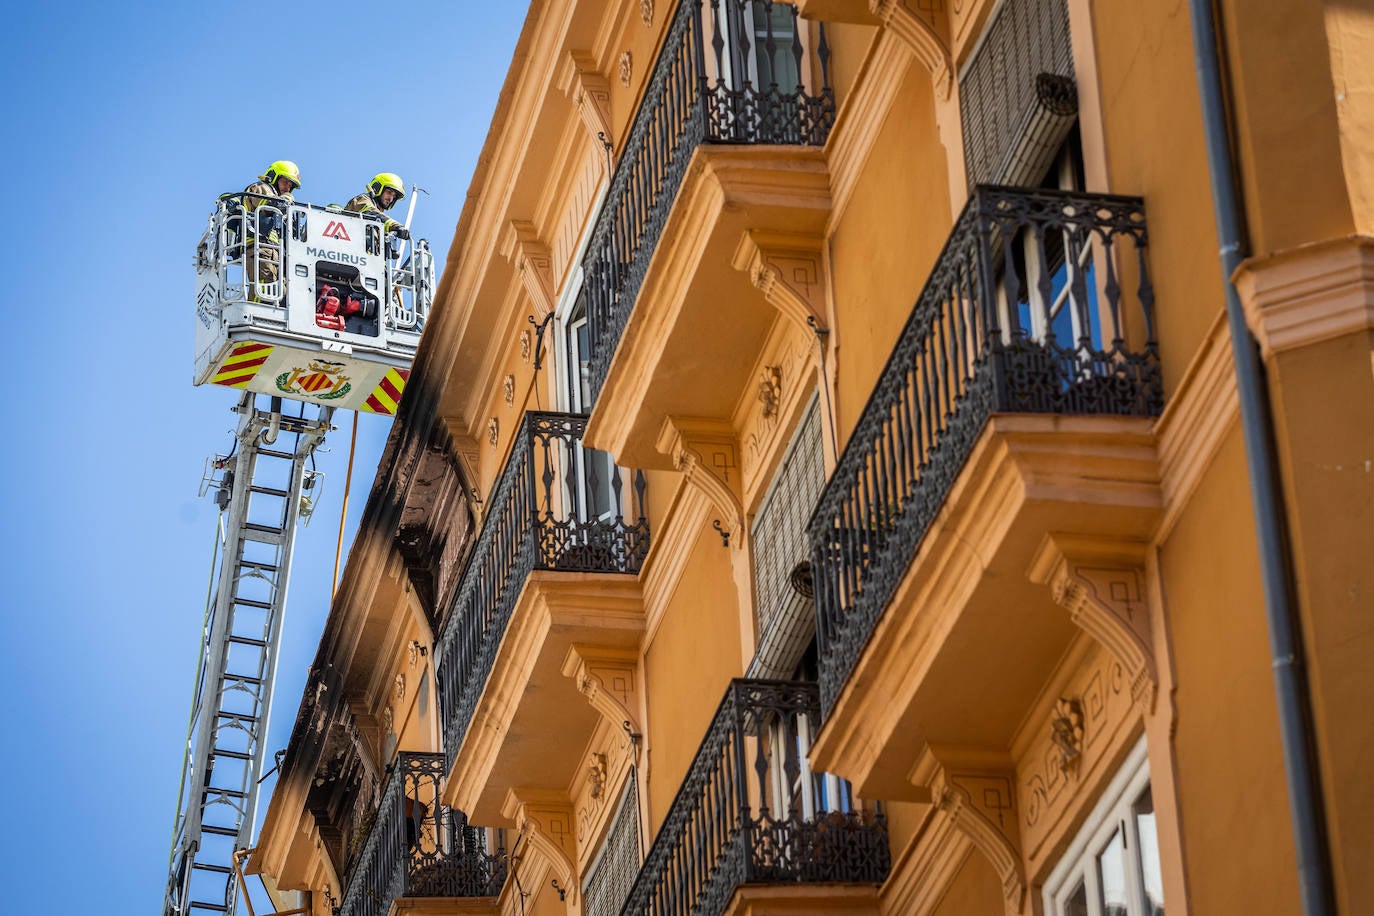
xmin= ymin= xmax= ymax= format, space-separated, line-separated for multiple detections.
xmin=340 ymin=754 xmax=506 ymax=916
xmin=583 ymin=0 xmax=835 ymax=406
xmin=623 ymin=680 xmax=889 ymax=916
xmin=807 ymin=187 xmax=1163 ymax=794
xmin=435 ymin=412 xmax=649 ymax=783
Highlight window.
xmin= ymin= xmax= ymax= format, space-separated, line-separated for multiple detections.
xmin=582 ymin=779 xmax=641 ymax=916
xmin=560 ymin=288 xmax=618 ymax=522
xmin=996 ymin=130 xmax=1106 ymax=354
xmin=748 ymin=396 xmax=825 ymax=680
xmin=1045 ymin=738 xmax=1166 ymax=916
xmin=959 ymin=0 xmax=1077 ymax=187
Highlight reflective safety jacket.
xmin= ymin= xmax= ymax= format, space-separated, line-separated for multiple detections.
xmin=344 ymin=193 xmax=401 ymax=232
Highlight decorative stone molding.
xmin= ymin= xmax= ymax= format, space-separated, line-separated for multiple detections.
xmin=563 ymin=50 xmax=615 ymax=161
xmin=502 ymin=789 xmax=579 ymax=905
xmin=561 ymin=644 xmax=642 ymax=738
xmin=1019 ymin=649 xmax=1136 ymax=856
xmin=733 ymin=230 xmax=829 ymax=332
xmin=1232 ymin=234 xmax=1374 ymax=360
xmin=502 ymin=220 xmax=554 ymax=315
xmin=519 ymin=329 xmax=532 ymax=363
xmin=655 ymin=416 xmax=745 ymax=534
xmin=619 ymin=50 xmax=633 ymax=87
xmin=487 ymin=417 xmax=500 ymax=447
xmin=503 ymin=373 xmax=516 ymax=406
xmin=910 ymin=745 xmax=1025 ymax=916
xmin=871 ymin=0 xmax=954 ymax=97
xmin=641 ymin=0 xmax=654 ymax=27
xmin=1029 ymin=535 xmax=1157 ymax=712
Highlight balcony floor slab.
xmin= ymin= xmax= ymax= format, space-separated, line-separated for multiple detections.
xmin=442 ymin=572 xmax=644 ymax=824
xmin=584 ymin=145 xmax=832 ymax=468
xmin=810 ymin=414 xmax=1161 ymax=800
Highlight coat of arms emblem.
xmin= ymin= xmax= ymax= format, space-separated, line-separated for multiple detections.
xmin=276 ymin=359 xmax=352 ymax=400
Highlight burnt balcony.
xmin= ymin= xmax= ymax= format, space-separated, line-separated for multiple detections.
xmin=435 ymin=412 xmax=649 ymax=769
xmin=809 ymin=186 xmax=1163 ymax=717
xmin=339 ymin=753 xmax=506 ymax=916
xmin=584 ymin=0 xmax=835 ymax=404
xmin=622 ymin=680 xmax=889 ymax=915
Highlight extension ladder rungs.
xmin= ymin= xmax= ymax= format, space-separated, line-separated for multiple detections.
xmin=242 ymin=522 xmax=285 ymax=536
xmin=166 ymin=397 xmax=335 ymax=916
xmin=211 ymin=748 xmax=252 ymax=761
xmin=191 ymin=863 xmax=233 ymax=875
xmin=217 ymin=710 xmax=260 ymax=724
xmin=200 ymin=824 xmax=240 ymax=838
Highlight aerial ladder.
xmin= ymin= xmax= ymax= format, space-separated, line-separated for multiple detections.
xmin=165 ymin=190 xmax=434 ymax=916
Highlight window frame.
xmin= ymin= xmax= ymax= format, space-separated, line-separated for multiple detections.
xmin=1043 ymin=736 xmax=1164 ymax=916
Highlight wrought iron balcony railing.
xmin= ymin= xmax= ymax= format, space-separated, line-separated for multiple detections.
xmin=436 ymin=411 xmax=650 ymax=763
xmin=583 ymin=0 xmax=835 ymax=403
xmin=621 ymin=680 xmax=889 ymax=916
xmin=809 ymin=185 xmax=1162 ymax=713
xmin=340 ymin=753 xmax=506 ymax=916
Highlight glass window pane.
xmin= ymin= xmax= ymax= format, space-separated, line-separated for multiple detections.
xmin=1063 ymin=880 xmax=1089 ymax=916
xmin=1098 ymin=825 xmax=1129 ymax=916
xmin=1134 ymin=787 xmax=1165 ymax=915
xmin=752 ymin=4 xmax=800 ymax=93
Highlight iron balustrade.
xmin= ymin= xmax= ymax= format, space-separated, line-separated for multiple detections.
xmin=808 ymin=185 xmax=1162 ymax=713
xmin=436 ymin=412 xmax=649 ymax=765
xmin=339 ymin=753 xmax=506 ymax=916
xmin=620 ymin=680 xmax=889 ymax=916
xmin=583 ymin=0 xmax=835 ymax=404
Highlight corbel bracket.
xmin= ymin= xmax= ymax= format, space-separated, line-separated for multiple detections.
xmin=562 ymin=644 xmax=642 ymax=740
xmin=655 ymin=416 xmax=745 ymax=536
xmin=1029 ymin=535 xmax=1158 ymax=713
xmin=732 ymin=230 xmax=828 ymax=333
xmin=502 ymin=788 xmax=579 ymax=906
xmin=910 ymin=745 xmax=1026 ymax=916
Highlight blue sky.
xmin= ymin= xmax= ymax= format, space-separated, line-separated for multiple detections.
xmin=0 ymin=3 xmax=526 ymax=911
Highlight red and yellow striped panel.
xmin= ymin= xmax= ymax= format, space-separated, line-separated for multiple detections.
xmin=212 ymin=342 xmax=274 ymax=388
xmin=360 ymin=368 xmax=409 ymax=416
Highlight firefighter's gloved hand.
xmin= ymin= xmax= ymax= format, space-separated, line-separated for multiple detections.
xmin=391 ymin=225 xmax=411 ymax=240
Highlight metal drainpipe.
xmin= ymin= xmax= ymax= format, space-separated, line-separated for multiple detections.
xmin=1187 ymin=1 xmax=1335 ymax=912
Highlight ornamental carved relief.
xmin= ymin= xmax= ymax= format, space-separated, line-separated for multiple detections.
xmin=619 ymin=51 xmax=633 ymax=87
xmin=1050 ymin=697 xmax=1084 ymax=769
xmin=519 ymin=329 xmax=532 ymax=362
xmin=587 ymin=752 xmax=608 ymax=799
xmin=503 ymin=373 xmax=516 ymax=406
xmin=394 ymin=673 xmax=406 ymax=701
xmin=758 ymin=365 xmax=782 ymax=419
xmin=487 ymin=417 xmax=499 ymax=447
xmin=1021 ymin=651 xmax=1135 ymax=857
xmin=641 ymin=0 xmax=654 ymax=26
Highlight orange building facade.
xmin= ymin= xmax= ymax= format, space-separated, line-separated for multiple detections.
xmin=249 ymin=1 xmax=1374 ymax=915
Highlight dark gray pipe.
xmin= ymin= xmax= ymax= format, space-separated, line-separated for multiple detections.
xmin=1187 ymin=1 xmax=1335 ymax=912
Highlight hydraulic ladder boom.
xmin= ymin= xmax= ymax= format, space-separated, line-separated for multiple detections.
xmin=165 ymin=393 xmax=333 ymax=916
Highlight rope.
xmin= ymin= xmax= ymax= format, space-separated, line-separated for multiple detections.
xmin=332 ymin=412 xmax=360 ymax=601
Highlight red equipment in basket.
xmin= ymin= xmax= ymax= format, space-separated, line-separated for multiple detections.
xmin=315 ymin=284 xmax=345 ymax=330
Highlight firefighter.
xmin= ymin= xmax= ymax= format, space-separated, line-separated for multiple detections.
xmin=345 ymin=172 xmax=411 ymax=240
xmin=230 ymin=160 xmax=301 ymax=299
